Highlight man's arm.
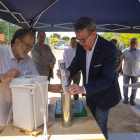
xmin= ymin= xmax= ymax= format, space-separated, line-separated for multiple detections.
xmin=84 ymin=47 xmax=117 ymax=97
xmin=47 ymin=46 xmax=56 ymax=69
xmin=48 ymin=84 xmax=61 ymax=93
xmin=120 ymin=50 xmax=125 ymax=75
xmin=0 ymin=69 xmax=21 ymax=82
xmin=116 ymin=55 xmax=123 ymax=72
xmin=0 ymin=51 xmax=21 ymax=82
xmin=50 ymin=48 xmax=56 ymax=63
xmin=31 ymin=48 xmax=49 ymax=66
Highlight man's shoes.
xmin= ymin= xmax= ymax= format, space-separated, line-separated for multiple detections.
xmin=123 ymin=99 xmax=128 ymax=104
xmin=130 ymin=100 xmax=135 ymax=105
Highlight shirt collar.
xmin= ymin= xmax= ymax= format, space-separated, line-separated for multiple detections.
xmin=87 ymin=34 xmax=98 ymax=52
xmin=129 ymin=47 xmax=138 ymax=51
xmin=9 ymin=45 xmax=26 ymax=63
xmin=9 ymin=45 xmax=15 ymax=60
xmin=70 ymin=46 xmax=76 ymax=51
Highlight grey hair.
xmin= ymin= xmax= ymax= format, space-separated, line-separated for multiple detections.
xmin=130 ymin=38 xmax=137 ymax=42
xmin=11 ymin=28 xmax=34 ymax=47
xmin=37 ymin=31 xmax=46 ymax=37
xmin=73 ymin=17 xmax=96 ymax=34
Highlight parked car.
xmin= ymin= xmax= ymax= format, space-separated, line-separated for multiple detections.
xmin=54 ymin=44 xmax=69 ymax=50
xmin=54 ymin=45 xmax=61 ymax=49
xmin=59 ymin=44 xmax=69 ymax=50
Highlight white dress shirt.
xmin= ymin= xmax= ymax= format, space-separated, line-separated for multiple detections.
xmin=63 ymin=46 xmax=76 ymax=68
xmin=123 ymin=47 xmax=140 ymax=76
xmin=86 ymin=35 xmax=98 ymax=84
xmin=83 ymin=35 xmax=98 ymax=93
xmin=0 ymin=46 xmax=39 ymax=126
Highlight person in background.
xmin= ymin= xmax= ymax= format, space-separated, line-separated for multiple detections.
xmin=0 ymin=29 xmax=61 ymax=134
xmin=110 ymin=39 xmax=123 ymax=77
xmin=122 ymin=38 xmax=140 ymax=105
xmin=63 ymin=37 xmax=81 ymax=100
xmin=31 ymin=31 xmax=56 ymax=81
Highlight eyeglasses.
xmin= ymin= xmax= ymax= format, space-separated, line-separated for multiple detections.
xmin=76 ymin=31 xmax=93 ymax=43
xmin=38 ymin=36 xmax=46 ymax=39
xmin=19 ymin=39 xmax=33 ymax=50
xmin=130 ymin=42 xmax=137 ymax=44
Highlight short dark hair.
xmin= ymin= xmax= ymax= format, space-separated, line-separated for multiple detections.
xmin=71 ymin=37 xmax=76 ymax=41
xmin=73 ymin=17 xmax=96 ymax=34
xmin=11 ymin=28 xmax=34 ymax=46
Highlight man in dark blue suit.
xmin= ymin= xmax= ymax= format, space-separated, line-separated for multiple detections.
xmin=57 ymin=17 xmax=121 ymax=140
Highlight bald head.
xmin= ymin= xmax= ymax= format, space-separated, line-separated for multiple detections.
xmin=37 ymin=31 xmax=46 ymax=37
xmin=37 ymin=31 xmax=46 ymax=46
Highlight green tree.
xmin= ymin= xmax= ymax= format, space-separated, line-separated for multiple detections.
xmin=61 ymin=36 xmax=70 ymax=41
xmin=49 ymin=37 xmax=59 ymax=44
xmin=100 ymin=32 xmax=116 ymax=41
xmin=118 ymin=33 xmax=140 ymax=46
xmin=0 ymin=19 xmax=20 ymax=41
xmin=50 ymin=33 xmax=61 ymax=39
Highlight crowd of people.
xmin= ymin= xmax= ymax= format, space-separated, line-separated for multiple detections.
xmin=0 ymin=16 xmax=140 ymax=140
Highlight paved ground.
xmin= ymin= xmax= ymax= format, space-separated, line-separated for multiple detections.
xmin=108 ymin=133 xmax=140 ymax=140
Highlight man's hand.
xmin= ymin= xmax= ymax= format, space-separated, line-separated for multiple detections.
xmin=1 ymin=69 xmax=21 ymax=82
xmin=56 ymin=69 xmax=69 ymax=79
xmin=116 ymin=68 xmax=119 ymax=72
xmin=49 ymin=61 xmax=55 ymax=69
xmin=66 ymin=84 xmax=85 ymax=95
xmin=120 ymin=71 xmax=123 ymax=76
xmin=48 ymin=84 xmax=62 ymax=93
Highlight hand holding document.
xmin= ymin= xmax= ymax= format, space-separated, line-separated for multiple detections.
xmin=57 ymin=60 xmax=69 ymax=94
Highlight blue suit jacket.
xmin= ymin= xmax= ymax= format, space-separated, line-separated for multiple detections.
xmin=67 ymin=35 xmax=121 ymax=110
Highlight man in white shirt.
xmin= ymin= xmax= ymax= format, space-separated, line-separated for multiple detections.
xmin=57 ymin=17 xmax=121 ymax=140
xmin=0 ymin=29 xmax=37 ymax=133
xmin=63 ymin=37 xmax=81 ymax=100
xmin=122 ymin=38 xmax=140 ymax=105
xmin=0 ymin=29 xmax=61 ymax=134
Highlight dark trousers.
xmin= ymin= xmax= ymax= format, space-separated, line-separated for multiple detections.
xmin=123 ymin=74 xmax=139 ymax=100
xmin=68 ymin=72 xmax=81 ymax=100
xmin=87 ymin=97 xmax=110 ymax=140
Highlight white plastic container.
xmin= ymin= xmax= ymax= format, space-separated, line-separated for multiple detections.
xmin=10 ymin=75 xmax=48 ymax=131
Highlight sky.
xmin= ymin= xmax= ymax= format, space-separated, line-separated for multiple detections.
xmin=45 ymin=32 xmax=103 ymax=38
xmin=45 ymin=32 xmax=76 ymax=38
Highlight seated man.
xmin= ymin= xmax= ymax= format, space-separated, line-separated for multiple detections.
xmin=0 ymin=29 xmax=61 ymax=133
xmin=31 ymin=31 xmax=56 ymax=81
